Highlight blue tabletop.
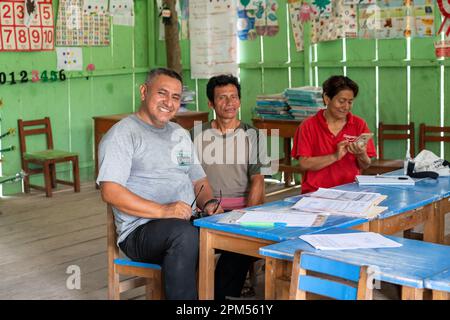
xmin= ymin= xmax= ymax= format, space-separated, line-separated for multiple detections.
xmin=382 ymin=169 xmax=450 ymax=199
xmin=193 ymin=200 xmax=367 ymax=242
xmin=424 ymin=269 xmax=450 ymax=292
xmin=259 ymin=228 xmax=450 ymax=288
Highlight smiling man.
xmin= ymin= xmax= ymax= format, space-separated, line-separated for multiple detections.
xmin=190 ymin=74 xmax=270 ymax=300
xmin=97 ymin=68 xmax=221 ymax=300
xmin=291 ymin=75 xmax=376 ymax=194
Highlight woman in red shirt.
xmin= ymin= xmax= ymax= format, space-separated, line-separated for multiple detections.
xmin=292 ymin=75 xmax=376 ymax=194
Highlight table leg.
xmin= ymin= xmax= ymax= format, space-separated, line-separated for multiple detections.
xmin=265 ymin=257 xmax=278 ymax=299
xmin=198 ymin=228 xmax=215 ymax=300
xmin=401 ymin=286 xmax=424 ymax=300
xmin=432 ymin=290 xmax=449 ymax=300
xmin=423 ymin=202 xmax=440 ymax=243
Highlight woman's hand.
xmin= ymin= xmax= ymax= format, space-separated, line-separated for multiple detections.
xmin=335 ymin=140 xmax=349 ymax=161
xmin=347 ymin=141 xmax=367 ymax=156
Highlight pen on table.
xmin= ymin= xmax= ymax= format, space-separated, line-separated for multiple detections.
xmin=191 ymin=184 xmax=204 ymax=208
xmin=375 ymin=175 xmax=409 ymax=180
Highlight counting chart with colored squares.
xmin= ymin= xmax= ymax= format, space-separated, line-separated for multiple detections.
xmin=0 ymin=0 xmax=54 ymax=51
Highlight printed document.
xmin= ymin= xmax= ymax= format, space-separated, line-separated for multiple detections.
xmin=299 ymin=232 xmax=403 ymax=250
xmin=310 ymin=188 xmax=386 ymax=204
xmin=292 ymin=197 xmax=373 ymax=215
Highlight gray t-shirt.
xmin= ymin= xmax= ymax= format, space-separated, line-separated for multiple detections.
xmin=190 ymin=121 xmax=270 ymax=198
xmin=97 ymin=114 xmax=206 ymax=244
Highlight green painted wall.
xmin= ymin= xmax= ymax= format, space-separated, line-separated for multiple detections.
xmin=1 ymin=0 xmax=449 ymax=195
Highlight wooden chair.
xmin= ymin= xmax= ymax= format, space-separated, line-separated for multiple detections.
xmin=17 ymin=117 xmax=80 ymax=197
xmin=419 ymin=124 xmax=450 ymax=152
xmin=289 ymin=251 xmax=373 ymax=300
xmin=419 ymin=124 xmax=450 ymax=244
xmin=107 ymin=204 xmax=164 ymax=300
xmin=363 ymin=122 xmax=415 ymax=175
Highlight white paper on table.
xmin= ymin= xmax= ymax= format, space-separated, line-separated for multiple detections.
xmin=299 ymin=232 xmax=403 ymax=250
xmin=310 ymin=188 xmax=384 ymax=203
xmin=237 ymin=210 xmax=323 ymax=227
xmin=56 ymin=47 xmax=83 ymax=71
xmin=109 ymin=0 xmax=134 ymax=26
xmin=292 ymin=197 xmax=372 ymax=215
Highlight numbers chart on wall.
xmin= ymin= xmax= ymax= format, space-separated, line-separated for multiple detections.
xmin=0 ymin=0 xmax=54 ymax=51
xmin=0 ymin=69 xmax=66 ymax=85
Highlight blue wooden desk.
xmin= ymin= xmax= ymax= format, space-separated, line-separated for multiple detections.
xmin=193 ymin=199 xmax=369 ymax=300
xmin=382 ymin=170 xmax=450 ymax=244
xmin=425 ymin=269 xmax=450 ymax=300
xmin=259 ymin=228 xmax=450 ymax=300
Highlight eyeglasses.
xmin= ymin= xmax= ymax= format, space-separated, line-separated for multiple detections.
xmin=191 ymin=185 xmax=204 ymax=208
xmin=213 ymin=190 xmax=222 ymax=214
xmin=190 ymin=190 xmax=222 ymax=221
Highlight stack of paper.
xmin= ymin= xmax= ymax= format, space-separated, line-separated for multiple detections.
xmin=299 ymin=232 xmax=402 ymax=250
xmin=291 ymin=188 xmax=388 ymax=219
xmin=356 ymin=175 xmax=415 ymax=186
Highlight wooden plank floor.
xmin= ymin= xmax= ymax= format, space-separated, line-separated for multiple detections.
xmin=0 ymin=180 xmax=300 ymax=299
xmin=1 ymin=181 xmax=448 ymax=299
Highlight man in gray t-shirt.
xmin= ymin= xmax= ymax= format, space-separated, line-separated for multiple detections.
xmin=97 ymin=68 xmax=222 ymax=300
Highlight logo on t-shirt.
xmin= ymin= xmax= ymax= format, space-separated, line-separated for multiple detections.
xmin=177 ymin=151 xmax=192 ymax=166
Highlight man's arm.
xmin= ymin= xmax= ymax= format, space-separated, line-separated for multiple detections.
xmin=246 ymin=174 xmax=265 ymax=207
xmin=299 ymin=140 xmax=349 ymax=171
xmin=100 ymin=181 xmax=192 ymax=220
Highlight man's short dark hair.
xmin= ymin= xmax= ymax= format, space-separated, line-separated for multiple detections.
xmin=146 ymin=68 xmax=183 ymax=85
xmin=206 ymin=74 xmax=241 ymax=102
xmin=322 ymin=75 xmax=359 ymax=101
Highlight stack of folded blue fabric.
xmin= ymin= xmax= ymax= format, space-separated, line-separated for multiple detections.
xmin=283 ymin=87 xmax=326 ymax=120
xmin=255 ymin=93 xmax=293 ymax=120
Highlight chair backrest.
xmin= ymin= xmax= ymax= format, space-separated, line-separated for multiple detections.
xmin=289 ymin=251 xmax=372 ymax=300
xmin=17 ymin=117 xmax=54 ymax=154
xmin=378 ymin=122 xmax=415 ymax=159
xmin=419 ymin=124 xmax=450 ymax=152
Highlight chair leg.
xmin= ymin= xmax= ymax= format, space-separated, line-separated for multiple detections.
xmin=50 ymin=163 xmax=57 ymax=188
xmin=152 ymin=272 xmax=163 ymax=300
xmin=23 ymin=165 xmax=31 ymax=193
xmin=108 ymin=270 xmax=120 ymax=300
xmin=43 ymin=163 xmax=52 ymax=197
xmin=73 ymin=157 xmax=80 ymax=193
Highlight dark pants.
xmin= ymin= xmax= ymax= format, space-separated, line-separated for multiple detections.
xmin=214 ymin=251 xmax=259 ymax=300
xmin=119 ymin=218 xmax=199 ymax=300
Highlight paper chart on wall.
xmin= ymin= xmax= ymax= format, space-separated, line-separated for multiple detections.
xmin=358 ymin=0 xmax=410 ymax=39
xmin=109 ymin=0 xmax=134 ymax=26
xmin=56 ymin=0 xmax=110 ymax=46
xmin=189 ymin=0 xmax=237 ymax=79
xmin=0 ymin=0 xmax=54 ymax=52
xmin=411 ymin=0 xmax=434 ymax=38
xmin=56 ymin=47 xmax=83 ymax=71
xmin=82 ymin=0 xmax=108 ymax=14
xmin=287 ymin=0 xmax=304 ymax=52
